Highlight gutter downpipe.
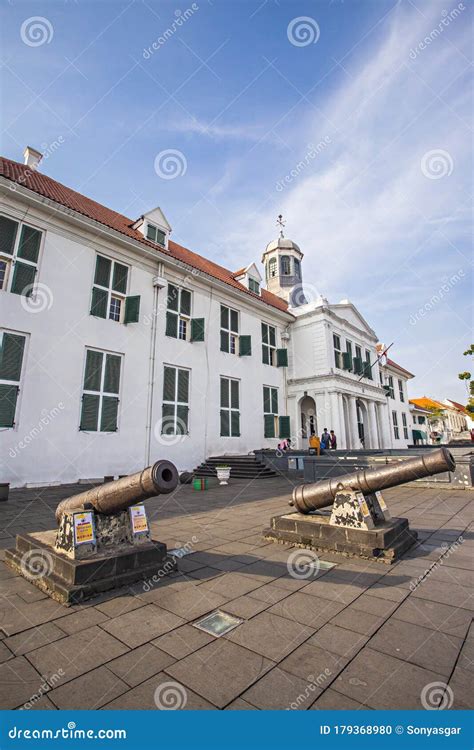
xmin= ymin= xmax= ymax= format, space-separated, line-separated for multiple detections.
xmin=145 ymin=273 xmax=161 ymax=465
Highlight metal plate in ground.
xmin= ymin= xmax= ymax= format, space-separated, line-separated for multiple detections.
xmin=192 ymin=610 xmax=243 ymax=637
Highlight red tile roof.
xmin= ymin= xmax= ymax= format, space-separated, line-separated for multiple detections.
xmin=445 ymin=399 xmax=469 ymax=414
xmin=0 ymin=156 xmax=290 ymax=315
xmin=385 ymin=358 xmax=414 ymax=378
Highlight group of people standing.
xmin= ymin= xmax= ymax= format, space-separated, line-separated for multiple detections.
xmin=320 ymin=428 xmax=337 ymax=450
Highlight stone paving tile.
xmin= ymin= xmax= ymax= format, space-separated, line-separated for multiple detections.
xmin=225 ymin=697 xmax=258 ymax=710
xmin=55 ymin=607 xmax=109 ymax=635
xmin=154 ymin=587 xmax=228 ymax=621
xmin=0 ymin=595 xmax=66 ymax=636
xmin=242 ymin=666 xmax=321 ymax=710
xmin=5 ymin=622 xmax=66 ymax=657
xmin=100 ymin=605 xmax=184 ymax=649
xmin=365 ymin=582 xmax=411 ymax=603
xmin=199 ymin=572 xmax=265 ymax=599
xmin=349 ymin=593 xmax=399 ymax=618
xmin=448 ymin=666 xmax=471 ymax=709
xmin=221 ymin=595 xmax=269 ymax=619
xmin=102 ymin=672 xmax=216 ymax=709
xmin=300 ymin=578 xmax=365 ymax=605
xmin=21 ymin=693 xmax=57 ymax=710
xmin=411 ymin=579 xmax=474 ymax=611
xmin=332 ymin=647 xmax=446 ymax=710
xmin=0 ymin=640 xmax=12 ymax=663
xmin=392 ymin=597 xmax=473 ymax=639
xmin=0 ymin=655 xmax=46 ymax=709
xmin=48 ymin=666 xmax=128 ymax=709
xmin=225 ymin=611 xmax=314 ymax=661
xmin=27 ymin=625 xmax=129 ymax=686
xmin=152 ymin=624 xmax=214 ymax=659
xmin=310 ymin=689 xmax=370 ymax=710
xmin=307 ymin=625 xmax=369 ymax=660
xmin=330 ymin=608 xmax=387 ymax=637
xmin=278 ymin=643 xmax=348 ymax=686
xmin=165 ymin=640 xmax=273 ymax=708
xmin=187 ymin=567 xmax=224 ymax=582
xmin=107 ymin=643 xmax=175 ymax=687
xmin=268 ymin=592 xmax=346 ymax=629
xmin=95 ymin=595 xmax=147 ymax=618
xmin=368 ymin=618 xmax=463 ymax=677
xmin=248 ymin=582 xmax=291 ymax=605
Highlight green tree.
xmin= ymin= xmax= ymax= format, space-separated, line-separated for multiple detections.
xmin=458 ymin=344 xmax=473 ymax=414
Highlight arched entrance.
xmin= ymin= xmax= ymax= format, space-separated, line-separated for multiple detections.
xmin=356 ymin=399 xmax=369 ymax=449
xmin=299 ymin=396 xmax=317 ymax=448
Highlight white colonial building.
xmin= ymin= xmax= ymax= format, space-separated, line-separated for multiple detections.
xmin=1 ymin=149 xmax=414 ymax=487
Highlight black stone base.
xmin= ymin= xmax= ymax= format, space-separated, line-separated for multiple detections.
xmin=5 ymin=530 xmax=177 ymax=605
xmin=263 ymin=512 xmax=418 ymax=563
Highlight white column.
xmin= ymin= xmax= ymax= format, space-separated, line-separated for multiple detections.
xmin=378 ymin=401 xmax=392 ymax=449
xmin=337 ymin=393 xmax=347 ymax=448
xmin=330 ymin=392 xmax=342 ymax=446
xmin=348 ymin=396 xmax=359 ymax=449
xmin=316 ymin=392 xmax=331 ymax=438
xmin=368 ymin=401 xmax=379 ymax=449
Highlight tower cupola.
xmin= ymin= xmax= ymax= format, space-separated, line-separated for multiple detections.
xmin=261 ymin=215 xmax=306 ymax=306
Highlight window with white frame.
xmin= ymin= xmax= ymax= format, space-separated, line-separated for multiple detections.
xmin=0 ymin=215 xmax=42 ymax=297
xmin=280 ymin=256 xmax=291 ymax=275
xmin=220 ymin=376 xmax=240 ymax=436
xmin=387 ymin=375 xmax=395 ymax=399
xmin=392 ymin=410 xmax=399 ymax=440
xmin=402 ymin=412 xmax=408 ymax=439
xmin=162 ymin=365 xmax=189 ymax=435
xmin=398 ymin=379 xmax=405 ymax=402
xmin=268 ymin=257 xmax=277 ymax=278
xmin=333 ymin=334 xmax=342 ymax=369
xmin=262 ymin=322 xmax=277 ymax=365
xmin=0 ymin=330 xmax=26 ymax=428
xmin=220 ymin=305 xmax=239 ymax=354
xmin=166 ymin=284 xmax=192 ymax=341
xmin=249 ymin=277 xmax=260 ymax=295
xmin=146 ymin=223 xmax=166 ymax=247
xmin=90 ymin=255 xmax=129 ymax=323
xmin=79 ymin=349 xmax=122 ymax=432
xmin=263 ymin=386 xmax=278 ymax=438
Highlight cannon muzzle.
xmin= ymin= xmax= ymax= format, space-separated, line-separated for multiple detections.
xmin=55 ymin=460 xmax=178 ymax=524
xmin=290 ymin=448 xmax=455 ymax=514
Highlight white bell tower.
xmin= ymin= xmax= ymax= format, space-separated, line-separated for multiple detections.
xmin=262 ymin=215 xmax=306 ymax=306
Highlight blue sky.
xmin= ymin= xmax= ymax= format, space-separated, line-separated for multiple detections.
xmin=1 ymin=0 xmax=472 ymax=402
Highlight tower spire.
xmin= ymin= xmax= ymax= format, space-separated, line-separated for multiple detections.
xmin=276 ymin=213 xmax=286 ymax=238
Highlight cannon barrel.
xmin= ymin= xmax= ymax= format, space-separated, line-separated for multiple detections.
xmin=290 ymin=448 xmax=455 ymax=514
xmin=55 ymin=460 xmax=179 ymax=524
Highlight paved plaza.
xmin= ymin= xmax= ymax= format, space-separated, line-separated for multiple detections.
xmin=0 ymin=476 xmax=472 ymax=711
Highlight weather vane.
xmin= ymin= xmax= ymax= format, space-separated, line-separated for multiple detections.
xmin=276 ymin=214 xmax=286 ymax=238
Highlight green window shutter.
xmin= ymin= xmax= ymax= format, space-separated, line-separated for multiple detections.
xmin=230 ymin=309 xmax=239 ymax=333
xmin=112 ymin=263 xmax=128 ymax=294
xmin=17 ymin=225 xmax=41 ymax=263
xmin=263 ymin=386 xmax=270 ymax=413
xmin=0 ymin=384 xmax=19 ymax=427
xmin=79 ymin=394 xmax=100 ymax=431
xmin=161 ymin=403 xmax=175 ymax=434
xmin=269 ymin=327 xmax=276 ymax=347
xmin=190 ymin=318 xmax=205 ymax=342
xmin=271 ymin=388 xmax=278 ymax=414
xmin=220 ymin=306 xmax=229 ymax=329
xmin=94 ymin=255 xmax=111 ymax=288
xmin=353 ymin=357 xmax=363 ymax=375
xmin=220 ymin=378 xmax=229 ymax=408
xmin=220 ymin=330 xmax=229 ymax=352
xmin=176 ymin=404 xmax=189 ymax=433
xmin=177 ymin=369 xmax=189 ymax=403
xmin=220 ymin=409 xmax=230 ymax=437
xmin=262 ymin=345 xmax=269 ymax=365
xmin=342 ymin=352 xmax=352 ymax=371
xmin=104 ymin=354 xmax=121 ymax=394
xmin=180 ymin=289 xmax=191 ymax=316
xmin=163 ymin=366 xmax=176 ymax=402
xmin=165 ymin=311 xmax=178 ymax=338
xmin=261 ymin=323 xmax=268 ymax=344
xmin=83 ymin=350 xmax=103 ymax=392
xmin=10 ymin=262 xmax=36 ymax=296
xmin=230 ymin=379 xmax=239 ymax=409
xmin=363 ymin=362 xmax=373 ymax=379
xmin=100 ymin=396 xmax=119 ymax=432
xmin=124 ymin=295 xmax=140 ymax=324
xmin=231 ymin=411 xmax=240 ymax=437
xmin=0 ymin=333 xmax=25 ymax=381
xmin=167 ymin=284 xmax=179 ymax=312
xmin=264 ymin=414 xmax=275 ymax=438
xmin=0 ymin=216 xmax=18 ymax=256
xmin=90 ymin=287 xmax=108 ymax=318
xmin=239 ymin=335 xmax=251 ymax=357
xmin=278 ymin=416 xmax=291 ymax=439
xmin=276 ymin=348 xmax=288 ymax=367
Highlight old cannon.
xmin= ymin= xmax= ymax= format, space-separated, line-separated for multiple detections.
xmin=264 ymin=448 xmax=456 ymax=562
xmin=55 ymin=460 xmax=178 ymax=523
xmin=290 ymin=447 xmax=455 ymax=514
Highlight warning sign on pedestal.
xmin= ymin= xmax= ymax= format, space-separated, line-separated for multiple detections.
xmin=130 ymin=505 xmax=149 ymax=535
xmin=73 ymin=511 xmax=95 ymax=545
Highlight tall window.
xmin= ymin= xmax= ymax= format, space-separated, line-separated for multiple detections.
xmin=166 ymin=284 xmax=192 ymax=340
xmin=0 ymin=330 xmax=26 ymax=428
xmin=263 ymin=386 xmax=278 ymax=438
xmin=343 ymin=340 xmax=353 ymax=371
xmin=90 ymin=255 xmax=140 ymax=324
xmin=80 ymin=349 xmax=122 ymax=432
xmin=0 ymin=215 xmax=42 ymax=296
xmin=333 ymin=334 xmax=342 ymax=369
xmin=146 ymin=223 xmax=166 ymax=246
xmin=268 ymin=258 xmax=277 ymax=278
xmin=364 ymin=350 xmax=373 ymax=379
xmin=220 ymin=377 xmax=240 ymax=436
xmin=262 ymin=322 xmax=277 ymax=365
xmin=294 ymin=258 xmax=301 ymax=278
xmin=398 ymin=379 xmax=405 ymax=402
xmin=387 ymin=376 xmax=394 ymax=398
xmin=392 ymin=411 xmax=399 ymax=440
xmin=353 ymin=344 xmax=363 ymax=374
xmin=280 ymin=256 xmax=291 ymax=275
xmin=220 ymin=305 xmax=239 ymax=354
xmin=402 ymin=413 xmax=408 ymax=439
xmin=162 ymin=365 xmax=189 ymax=435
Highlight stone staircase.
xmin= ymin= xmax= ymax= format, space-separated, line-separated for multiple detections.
xmin=192 ymin=454 xmax=278 ymax=480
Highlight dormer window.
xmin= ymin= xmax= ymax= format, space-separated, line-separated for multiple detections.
xmin=249 ymin=278 xmax=260 ymax=294
xmin=146 ymin=223 xmax=166 ymax=247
